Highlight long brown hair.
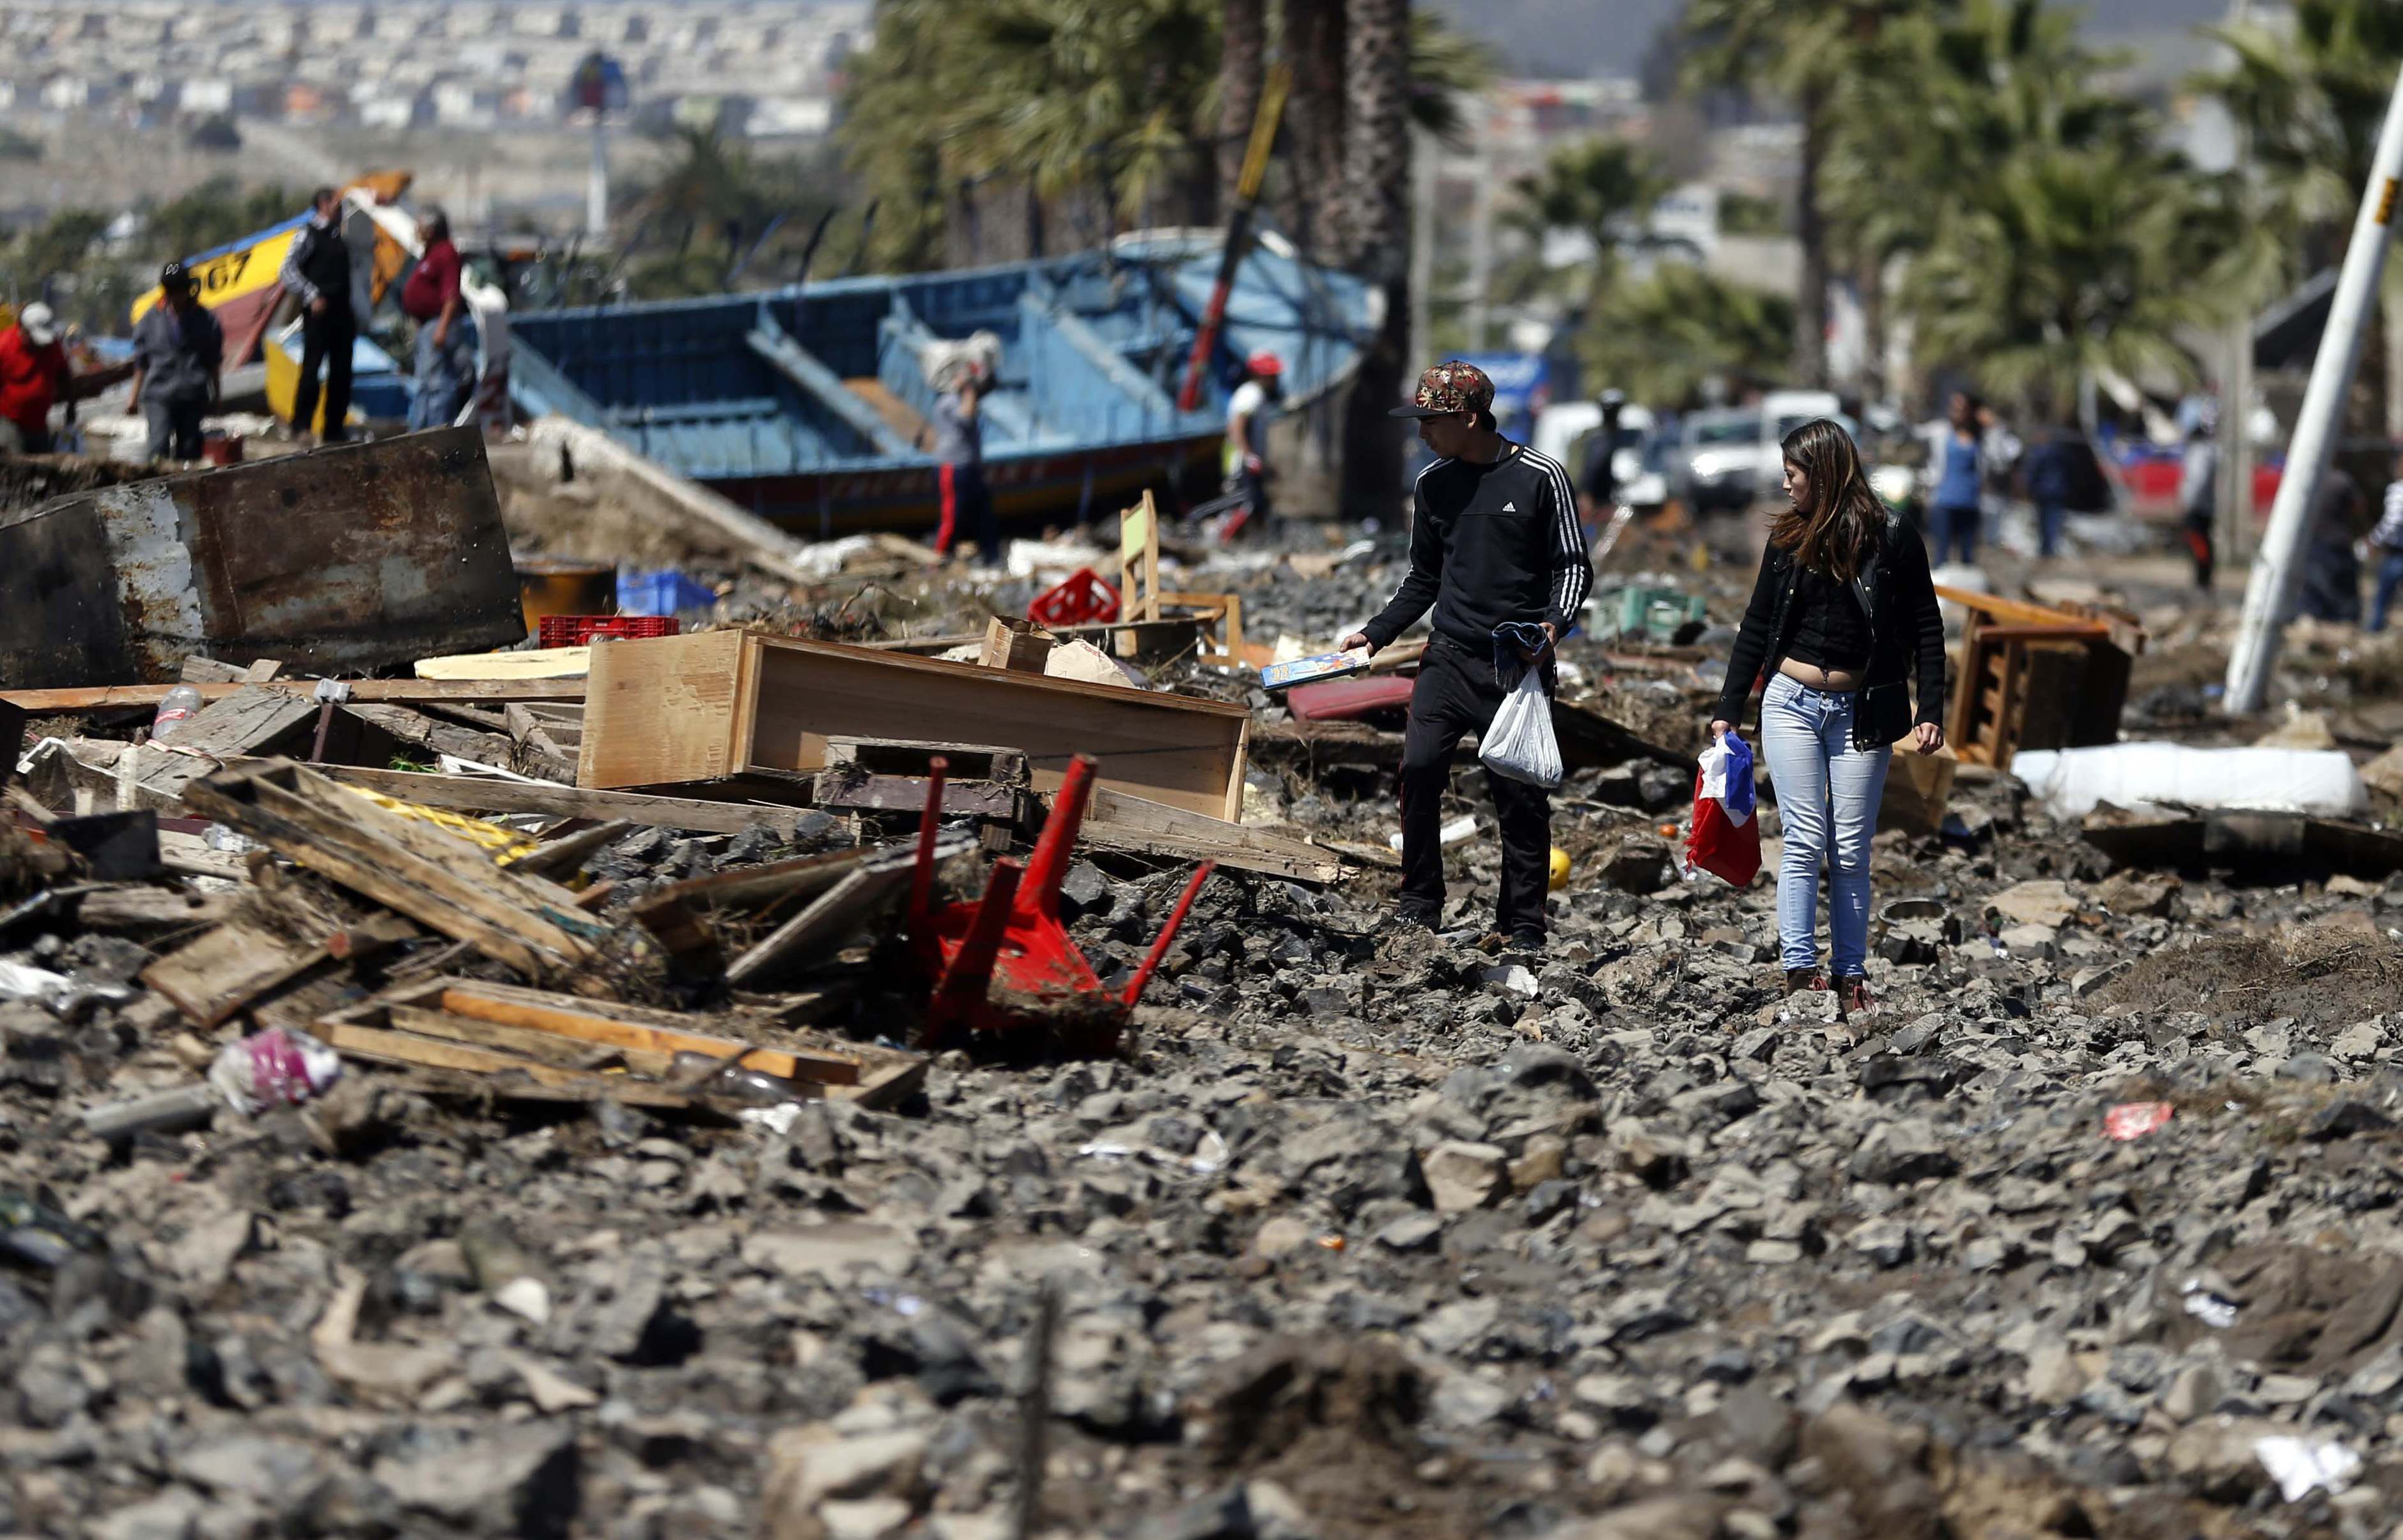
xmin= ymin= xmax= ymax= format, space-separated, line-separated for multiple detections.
xmin=1768 ymin=417 xmax=1883 ymax=582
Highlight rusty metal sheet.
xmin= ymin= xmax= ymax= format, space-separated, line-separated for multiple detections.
xmin=0 ymin=428 xmax=522 ymax=688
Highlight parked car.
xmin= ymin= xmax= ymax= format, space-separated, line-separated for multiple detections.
xmin=1676 ymin=407 xmax=1768 ymax=512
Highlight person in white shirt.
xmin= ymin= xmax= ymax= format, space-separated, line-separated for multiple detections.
xmin=1222 ymin=350 xmax=1283 ymax=534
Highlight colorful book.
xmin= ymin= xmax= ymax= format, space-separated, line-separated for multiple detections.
xmin=1259 ymin=648 xmax=1373 ymax=691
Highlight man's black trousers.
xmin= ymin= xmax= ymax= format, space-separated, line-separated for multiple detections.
xmin=294 ymin=306 xmax=355 ymax=442
xmin=1397 ymin=638 xmax=1552 ymax=936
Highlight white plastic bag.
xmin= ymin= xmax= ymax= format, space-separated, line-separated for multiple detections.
xmin=1479 ymin=673 xmax=1562 ymax=789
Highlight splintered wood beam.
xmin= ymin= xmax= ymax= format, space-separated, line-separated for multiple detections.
xmin=3 ymin=680 xmax=587 ymax=713
xmin=432 ymin=984 xmax=862 ymax=1085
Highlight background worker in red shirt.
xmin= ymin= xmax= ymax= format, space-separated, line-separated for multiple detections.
xmin=401 ymin=208 xmax=474 ymax=432
xmin=0 ymin=303 xmax=82 ymax=454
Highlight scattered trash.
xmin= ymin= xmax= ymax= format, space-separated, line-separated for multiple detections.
xmin=2180 ymin=1277 xmax=2241 ymax=1329
xmin=0 ymin=1190 xmax=102 ymax=1272
xmin=2103 ymin=1102 xmax=2174 ymax=1142
xmin=1261 ymin=648 xmax=1372 ymax=691
xmin=208 ymin=1026 xmax=343 ymax=1114
xmin=1548 ymin=846 xmax=1571 ymax=891
xmin=1391 ymin=814 xmax=1479 ymax=852
xmin=2253 ymin=1435 xmax=2361 ymax=1502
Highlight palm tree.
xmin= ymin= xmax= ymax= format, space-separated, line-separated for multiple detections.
xmin=1279 ymin=0 xmax=1346 ymax=261
xmin=1819 ymin=0 xmax=2122 ymax=398
xmin=1582 ymin=264 xmax=1794 ymax=408
xmin=1902 ymin=137 xmax=2253 ymax=418
xmin=2198 ymin=0 xmax=2403 ymax=430
xmin=1685 ymin=0 xmax=1941 ymax=390
xmin=1501 ymin=139 xmax=1674 ymax=330
xmin=1332 ymin=0 xmax=1413 ymax=518
xmin=1217 ymin=0 xmax=1265 ymax=217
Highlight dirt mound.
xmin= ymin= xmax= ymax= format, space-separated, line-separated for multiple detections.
xmin=2102 ymin=917 xmax=2402 ymax=1025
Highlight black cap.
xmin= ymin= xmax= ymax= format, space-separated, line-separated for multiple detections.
xmin=159 ymin=260 xmax=194 ymax=293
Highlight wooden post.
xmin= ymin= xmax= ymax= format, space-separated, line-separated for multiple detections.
xmin=1117 ymin=492 xmax=1161 ymax=624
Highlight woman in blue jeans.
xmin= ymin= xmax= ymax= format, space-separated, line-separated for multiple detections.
xmin=1713 ymin=419 xmax=1948 ymax=1016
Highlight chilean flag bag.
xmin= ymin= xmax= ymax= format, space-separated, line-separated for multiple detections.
xmin=1683 ymin=730 xmax=1761 ymax=887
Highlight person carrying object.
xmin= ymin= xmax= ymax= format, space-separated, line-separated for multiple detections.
xmin=278 ymin=185 xmax=355 ymax=445
xmin=1341 ymin=359 xmax=1593 ymax=952
xmin=127 ymin=261 xmax=223 ymax=463
xmin=1712 ymin=417 xmax=1945 ymax=1018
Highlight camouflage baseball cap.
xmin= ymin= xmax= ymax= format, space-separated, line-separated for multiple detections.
xmin=1389 ymin=359 xmax=1495 ymax=418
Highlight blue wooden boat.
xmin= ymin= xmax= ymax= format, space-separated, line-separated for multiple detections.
xmin=504 ymin=234 xmax=1376 ymax=535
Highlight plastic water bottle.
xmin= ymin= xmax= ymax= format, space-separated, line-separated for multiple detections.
xmin=150 ymin=683 xmax=203 ymax=742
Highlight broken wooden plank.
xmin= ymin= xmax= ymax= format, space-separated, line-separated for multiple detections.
xmin=813 ymin=765 xmax=1027 ymax=821
xmin=320 ymin=976 xmax=923 ymax=1107
xmin=416 ymin=647 xmax=591 ymax=681
xmin=426 ymin=981 xmax=860 ymax=1085
xmin=183 ymin=761 xmax=599 ymax=979
xmin=1074 ymin=786 xmax=1353 ymax=883
xmin=824 ymin=738 xmax=1030 ymax=787
xmin=238 ymin=763 xmax=811 ymax=837
xmin=723 ymin=844 xmax=938 ymax=988
xmin=322 ymin=1023 xmax=701 ymax=1108
xmin=3 ymin=680 xmax=588 ymax=714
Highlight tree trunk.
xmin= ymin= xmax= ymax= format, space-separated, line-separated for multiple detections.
xmin=1217 ymin=0 xmax=1265 ymax=221
xmin=1025 ymin=182 xmax=1045 ymax=260
xmin=1336 ymin=0 xmax=1411 ymax=521
xmin=1792 ymin=78 xmax=1830 ymax=391
xmin=1858 ymin=247 xmax=1886 ymax=401
xmin=1280 ymin=0 xmax=1346 ymax=263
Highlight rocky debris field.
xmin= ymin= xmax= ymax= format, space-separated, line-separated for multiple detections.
xmin=6 ymin=525 xmax=2403 ymax=1540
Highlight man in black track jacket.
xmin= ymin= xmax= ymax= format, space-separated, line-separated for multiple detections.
xmin=1342 ymin=360 xmax=1594 ymax=949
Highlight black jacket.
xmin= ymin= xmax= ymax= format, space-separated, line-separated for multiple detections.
xmin=279 ymin=217 xmax=353 ymax=313
xmin=1712 ymin=512 xmax=1946 ymax=751
xmin=1361 ymin=444 xmax=1594 ymax=655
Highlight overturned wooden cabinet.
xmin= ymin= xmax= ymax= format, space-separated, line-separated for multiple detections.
xmin=578 ymin=629 xmax=1252 ymax=821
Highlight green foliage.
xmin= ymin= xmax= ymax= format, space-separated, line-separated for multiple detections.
xmin=1407 ymin=9 xmax=1498 ymax=147
xmin=1717 ymin=191 xmax=1782 ymax=237
xmin=610 ymin=127 xmax=850 ymax=298
xmin=839 ymin=0 xmax=1493 ymax=273
xmin=148 ymin=178 xmax=298 ymax=262
xmin=2198 ymin=0 xmax=2403 ymax=274
xmin=1580 ymin=264 xmax=1794 ymax=408
xmin=1855 ymin=0 xmax=2260 ymax=411
xmin=1500 ymin=137 xmax=1674 ymax=316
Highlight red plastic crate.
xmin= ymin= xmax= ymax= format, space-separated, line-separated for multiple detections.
xmin=537 ymin=614 xmax=681 ymax=649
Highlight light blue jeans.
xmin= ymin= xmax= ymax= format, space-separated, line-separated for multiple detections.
xmin=408 ymin=317 xmax=476 ymax=432
xmin=1759 ymin=673 xmax=1891 ymax=977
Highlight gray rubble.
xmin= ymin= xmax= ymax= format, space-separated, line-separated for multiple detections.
xmin=6 ymin=530 xmax=2403 ymax=1540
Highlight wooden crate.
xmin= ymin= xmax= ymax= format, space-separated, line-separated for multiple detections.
xmin=1938 ymin=586 xmax=2142 ymax=768
xmin=577 ymin=629 xmax=1252 ymax=821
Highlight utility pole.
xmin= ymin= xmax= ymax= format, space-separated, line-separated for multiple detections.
xmin=2225 ymin=59 xmax=2403 ymax=715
